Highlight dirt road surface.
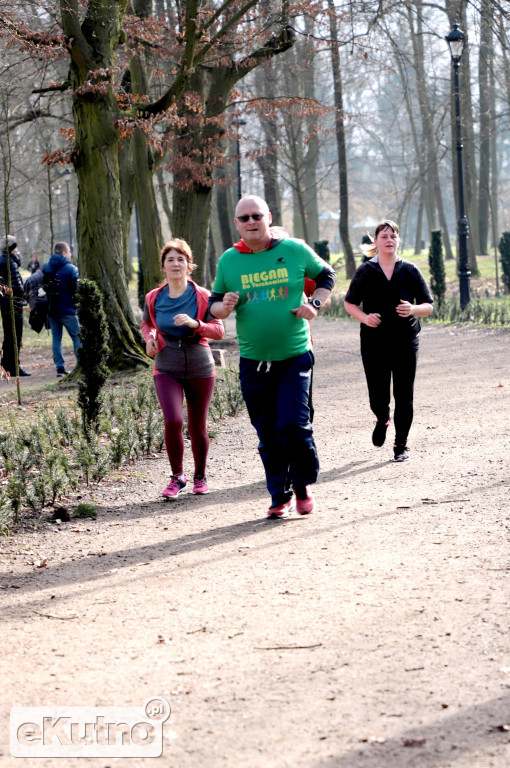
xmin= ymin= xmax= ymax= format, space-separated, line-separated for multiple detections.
xmin=1 ymin=318 xmax=510 ymax=768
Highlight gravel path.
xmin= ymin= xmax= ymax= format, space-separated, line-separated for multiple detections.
xmin=1 ymin=318 xmax=510 ymax=767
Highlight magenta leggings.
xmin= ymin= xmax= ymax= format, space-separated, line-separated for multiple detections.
xmin=154 ymin=373 xmax=215 ymax=477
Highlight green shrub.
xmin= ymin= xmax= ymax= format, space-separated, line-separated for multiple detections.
xmin=498 ymin=232 xmax=510 ymax=293
xmin=73 ymin=503 xmax=97 ymax=519
xmin=75 ymin=279 xmax=111 ymax=430
xmin=424 ymin=293 xmax=510 ymax=325
xmin=0 ymin=361 xmax=249 ymax=526
xmin=0 ymin=493 xmax=13 ymax=535
xmin=428 ymin=230 xmax=446 ymax=308
xmin=209 ymin=365 xmax=245 ymax=420
xmin=313 ymin=240 xmax=330 ymax=263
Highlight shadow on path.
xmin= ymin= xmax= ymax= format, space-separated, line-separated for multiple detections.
xmin=1 ymin=502 xmax=404 ymax=614
xmin=314 ymin=694 xmax=510 ymax=768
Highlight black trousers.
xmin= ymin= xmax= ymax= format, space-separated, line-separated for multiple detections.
xmin=361 ymin=338 xmax=419 ymax=446
xmin=0 ymin=296 xmax=23 ymax=374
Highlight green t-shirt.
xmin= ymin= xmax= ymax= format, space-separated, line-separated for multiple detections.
xmin=213 ymin=239 xmax=326 ymax=361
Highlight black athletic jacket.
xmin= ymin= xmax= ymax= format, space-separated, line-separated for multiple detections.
xmin=345 ymin=258 xmax=433 ymax=343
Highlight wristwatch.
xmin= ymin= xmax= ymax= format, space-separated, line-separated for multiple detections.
xmin=308 ymin=297 xmax=322 ymax=310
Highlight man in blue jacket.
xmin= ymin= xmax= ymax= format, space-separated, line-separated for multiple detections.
xmin=42 ymin=242 xmax=81 ymax=377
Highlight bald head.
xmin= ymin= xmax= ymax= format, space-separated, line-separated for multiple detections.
xmin=234 ymin=195 xmax=272 ymax=252
xmin=235 ymin=195 xmax=270 ymax=218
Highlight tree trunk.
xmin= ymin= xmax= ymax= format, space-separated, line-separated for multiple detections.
xmin=130 ymin=51 xmax=163 ymax=299
xmin=255 ymin=64 xmax=282 ymax=224
xmin=156 ymin=168 xmax=173 ymax=237
xmin=385 ymin=30 xmax=432 ymax=256
xmin=489 ymin=62 xmax=498 ymax=249
xmin=170 ymin=24 xmax=294 ymax=275
xmin=172 ymin=183 xmax=214 ymax=286
xmin=414 ymin=191 xmax=423 ymax=255
xmin=257 ymin=152 xmax=283 ymax=225
xmin=214 ymin=140 xmax=236 ymax=251
xmin=280 ymin=47 xmax=307 ymax=240
xmin=118 ymin=141 xmax=134 ymax=281
xmin=63 ymin=0 xmax=146 ymax=369
xmin=302 ymin=16 xmax=319 ymax=245
xmin=210 ymin=186 xmax=226 ymax=266
xmin=328 ymin=0 xmax=355 ymax=278
xmin=287 ymin=119 xmax=307 ymax=241
xmin=502 ymin=38 xmax=510 ymax=118
xmin=132 ymin=128 xmax=163 ymax=294
xmin=73 ymin=99 xmax=146 ymax=367
xmin=408 ymin=3 xmax=453 ymax=261
xmin=477 ymin=0 xmax=491 ymax=255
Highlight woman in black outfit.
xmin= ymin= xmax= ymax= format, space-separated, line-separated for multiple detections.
xmin=344 ymin=220 xmax=433 ymax=461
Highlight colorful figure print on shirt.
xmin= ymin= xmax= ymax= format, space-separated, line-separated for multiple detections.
xmin=213 ymin=239 xmax=326 ymax=361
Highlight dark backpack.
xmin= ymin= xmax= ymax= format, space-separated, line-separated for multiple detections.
xmin=42 ymin=265 xmax=64 ymax=314
xmin=28 ymin=302 xmax=48 ymax=333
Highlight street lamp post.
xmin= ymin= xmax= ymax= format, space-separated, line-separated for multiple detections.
xmin=446 ymin=22 xmax=470 ymax=310
xmin=231 ymin=118 xmax=247 ymax=200
xmin=53 ymin=184 xmax=62 ymax=242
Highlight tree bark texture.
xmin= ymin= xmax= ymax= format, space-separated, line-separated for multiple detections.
xmin=477 ymin=0 xmax=491 ymax=255
xmin=129 ymin=45 xmax=164 ymax=298
xmin=171 ymin=24 xmax=294 ymax=274
xmin=328 ymin=0 xmax=356 ymax=278
xmin=414 ymin=191 xmax=423 ymax=255
xmin=213 ymin=139 xmax=236 ymax=252
xmin=408 ymin=3 xmax=453 ymax=261
xmin=62 ymin=0 xmax=147 ymax=369
xmin=118 ymin=141 xmax=134 ymax=281
xmin=302 ymin=15 xmax=319 ymax=246
xmin=255 ymin=63 xmax=282 ymax=225
xmin=489 ymin=63 xmax=498 ymax=250
xmin=156 ymin=168 xmax=173 ymax=237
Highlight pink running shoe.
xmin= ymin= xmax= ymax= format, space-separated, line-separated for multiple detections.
xmin=192 ymin=475 xmax=209 ymax=495
xmin=162 ymin=475 xmax=187 ymax=499
xmin=267 ymin=499 xmax=294 ymax=519
xmin=294 ymin=486 xmax=316 ymax=515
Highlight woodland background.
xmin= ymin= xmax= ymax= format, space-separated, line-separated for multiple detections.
xmin=1 ymin=0 xmax=509 ymax=367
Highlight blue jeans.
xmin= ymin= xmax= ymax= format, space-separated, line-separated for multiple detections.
xmin=48 ymin=313 xmax=81 ymax=371
xmin=239 ymin=351 xmax=319 ymax=507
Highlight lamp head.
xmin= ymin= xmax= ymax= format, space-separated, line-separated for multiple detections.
xmin=446 ymin=22 xmax=465 ymax=62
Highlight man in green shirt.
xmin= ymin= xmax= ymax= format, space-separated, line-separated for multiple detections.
xmin=209 ymin=195 xmax=336 ymax=518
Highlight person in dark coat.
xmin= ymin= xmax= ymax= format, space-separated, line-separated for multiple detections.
xmin=28 ymin=254 xmax=41 ymax=274
xmin=42 ymin=241 xmax=81 ymax=377
xmin=0 ymin=235 xmax=31 ymax=376
xmin=24 ymin=267 xmax=48 ymax=334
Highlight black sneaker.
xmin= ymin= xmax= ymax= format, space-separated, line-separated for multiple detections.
xmin=56 ymin=368 xmax=69 ymax=377
xmin=393 ymin=444 xmax=409 ymax=462
xmin=372 ymin=417 xmax=390 ymax=447
xmin=8 ymin=368 xmax=31 ymax=377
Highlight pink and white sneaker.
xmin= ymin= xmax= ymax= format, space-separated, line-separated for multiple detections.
xmin=192 ymin=475 xmax=209 ymax=495
xmin=293 ymin=486 xmax=316 ymax=515
xmin=267 ymin=499 xmax=294 ymax=519
xmin=162 ymin=475 xmax=187 ymax=499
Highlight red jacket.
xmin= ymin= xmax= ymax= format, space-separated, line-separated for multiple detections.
xmin=141 ymin=280 xmax=224 ymax=356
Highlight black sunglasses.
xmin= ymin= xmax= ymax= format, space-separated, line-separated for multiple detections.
xmin=236 ymin=213 xmax=265 ymax=222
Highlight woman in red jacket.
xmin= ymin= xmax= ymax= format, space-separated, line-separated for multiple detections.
xmin=142 ymin=239 xmax=224 ymax=499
